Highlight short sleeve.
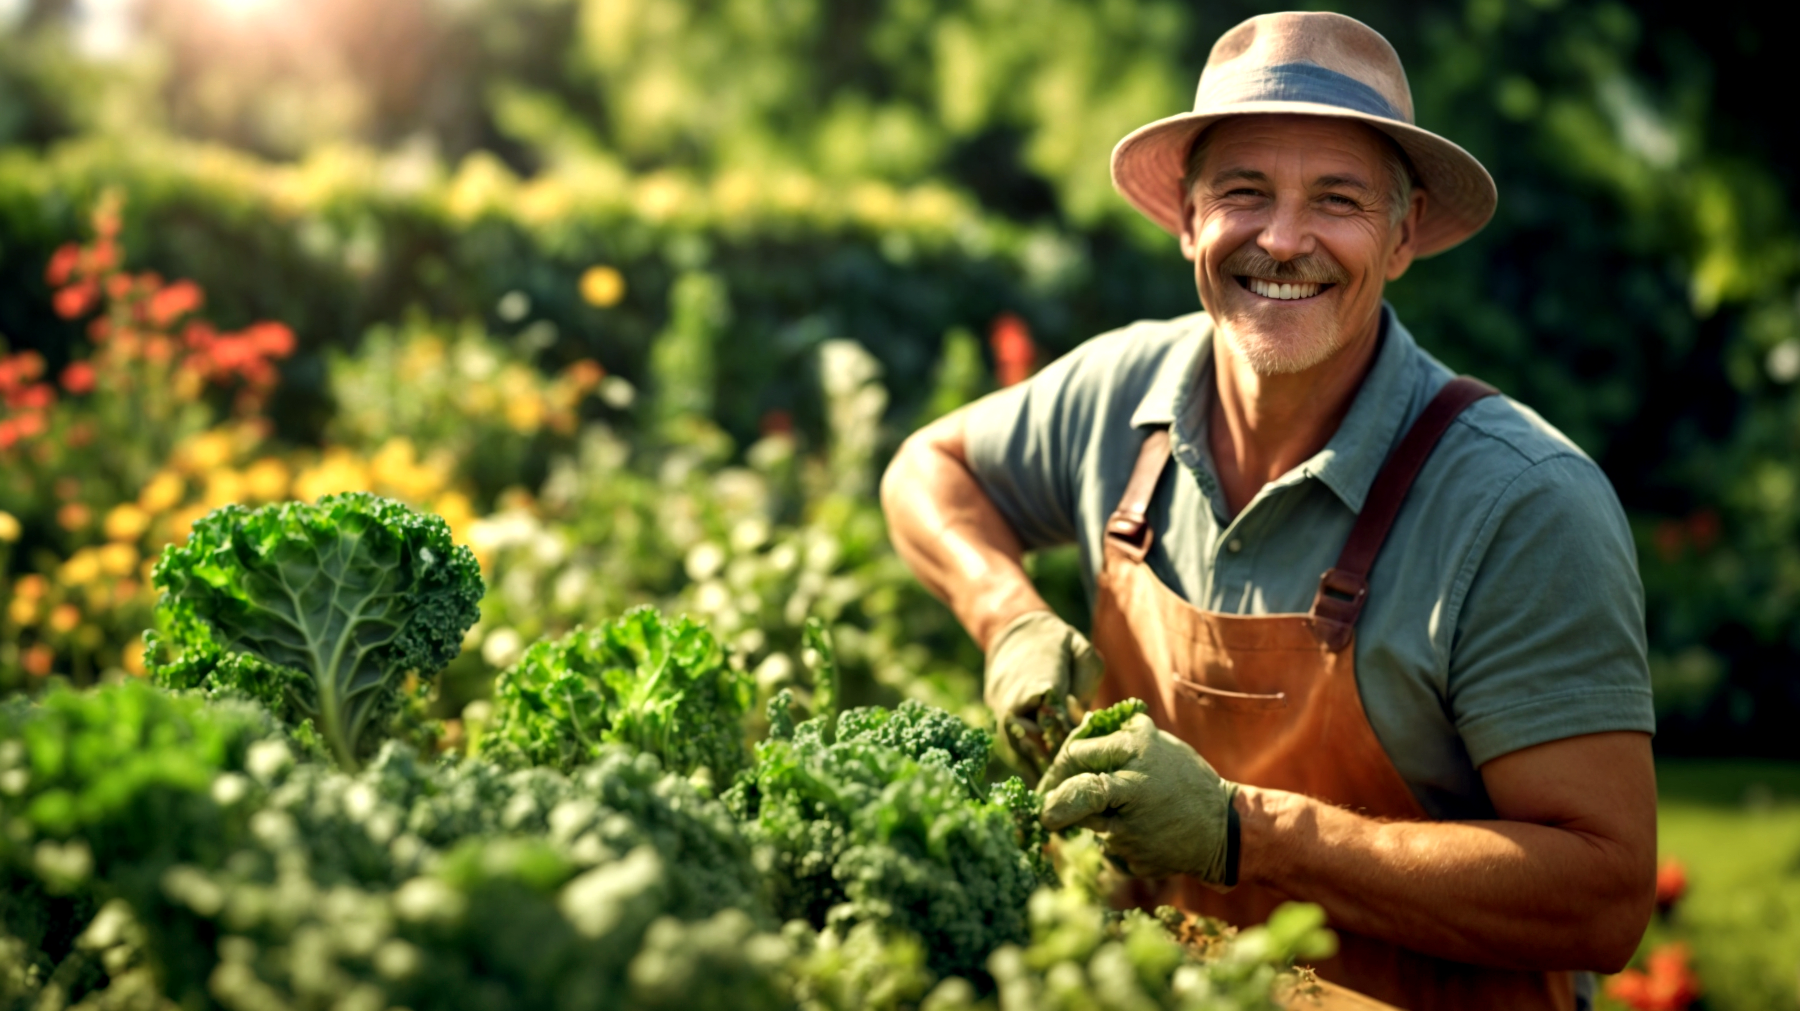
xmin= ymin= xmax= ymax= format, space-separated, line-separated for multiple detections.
xmin=1446 ymin=454 xmax=1655 ymax=767
xmin=961 ymin=348 xmax=1095 ymax=551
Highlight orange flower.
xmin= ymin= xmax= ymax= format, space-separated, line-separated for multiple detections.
xmin=1655 ymin=858 xmax=1687 ymax=911
xmin=53 ymin=280 xmax=98 ymax=320
xmin=147 ymin=280 xmax=204 ymax=327
xmin=991 ymin=312 xmax=1038 ymax=387
xmin=48 ymin=603 xmax=80 ymax=634
xmin=564 ymin=358 xmax=605 ymax=389
xmin=23 ymin=644 xmax=53 ymax=677
xmin=14 ymin=574 xmax=47 ymax=598
xmin=61 ymin=361 xmax=96 ymax=395
xmin=1606 ymin=942 xmax=1701 ymax=1011
xmin=105 ymin=272 xmax=135 ymax=301
xmin=245 ymin=321 xmax=296 ymax=357
xmin=56 ymin=502 xmax=93 ymax=532
xmin=14 ymin=352 xmax=44 ymax=381
xmin=46 ymin=242 xmax=81 ymax=287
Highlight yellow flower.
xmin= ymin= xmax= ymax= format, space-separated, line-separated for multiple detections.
xmin=294 ymin=448 xmax=372 ymax=502
xmin=48 ymin=604 xmax=80 ymax=634
xmin=243 ymin=457 xmax=292 ymax=502
xmin=0 ymin=510 xmax=19 ymax=543
xmin=8 ymin=596 xmax=37 ymax=626
xmin=505 ymin=394 xmax=545 ymax=434
xmin=204 ymin=469 xmax=246 ymax=509
xmin=434 ymin=491 xmax=476 ymax=541
xmin=580 ymin=266 xmax=627 ymax=308
xmin=60 ymin=550 xmax=102 ymax=587
xmin=177 ymin=430 xmax=236 ymax=474
xmin=168 ymin=505 xmax=213 ymax=541
xmin=98 ymin=542 xmax=138 ymax=578
xmin=104 ymin=503 xmax=152 ymax=542
xmin=139 ymin=471 xmax=187 ymax=514
xmin=122 ymin=637 xmax=147 ymax=677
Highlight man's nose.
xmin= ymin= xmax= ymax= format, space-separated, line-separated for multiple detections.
xmin=1256 ymin=196 xmax=1315 ymax=262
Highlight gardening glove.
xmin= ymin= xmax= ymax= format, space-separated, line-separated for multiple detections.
xmin=1038 ymin=713 xmax=1240 ymax=887
xmin=984 ymin=610 xmax=1105 ymax=776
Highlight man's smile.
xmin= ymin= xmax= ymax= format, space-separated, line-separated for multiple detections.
xmin=1235 ymin=276 xmax=1333 ymax=301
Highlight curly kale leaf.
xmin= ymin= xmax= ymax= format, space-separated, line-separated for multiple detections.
xmin=148 ymin=493 xmax=483 ymax=770
xmin=728 ymin=700 xmax=1038 ymax=982
xmin=834 ymin=699 xmax=991 ymax=796
xmin=481 ymin=607 xmax=753 ymax=780
xmin=1066 ymin=697 xmax=1149 ymax=744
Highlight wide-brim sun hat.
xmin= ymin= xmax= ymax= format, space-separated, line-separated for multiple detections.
xmin=1111 ymin=11 xmax=1497 ymax=258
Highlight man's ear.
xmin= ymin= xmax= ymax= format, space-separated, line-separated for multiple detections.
xmin=1384 ymin=189 xmax=1427 ymax=281
xmin=1178 ymin=194 xmax=1201 ymax=262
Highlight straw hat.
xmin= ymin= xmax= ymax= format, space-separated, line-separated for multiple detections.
xmin=1111 ymin=11 xmax=1497 ymax=257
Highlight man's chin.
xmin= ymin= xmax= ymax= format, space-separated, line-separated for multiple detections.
xmin=1216 ymin=317 xmax=1346 ymax=377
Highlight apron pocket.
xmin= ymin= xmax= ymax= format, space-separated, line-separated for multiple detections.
xmin=1172 ymin=678 xmax=1289 ymax=712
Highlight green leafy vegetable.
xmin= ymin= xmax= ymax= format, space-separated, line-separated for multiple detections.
xmin=147 ymin=492 xmax=483 ymax=770
xmin=479 ymin=606 xmax=754 ymax=780
xmin=1065 ymin=697 xmax=1149 ymax=744
xmin=725 ymin=694 xmax=1040 ymax=982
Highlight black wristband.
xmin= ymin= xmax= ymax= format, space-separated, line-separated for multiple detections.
xmin=1223 ymin=795 xmax=1241 ymax=888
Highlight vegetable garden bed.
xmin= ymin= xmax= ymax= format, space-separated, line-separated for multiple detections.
xmin=0 ymin=494 xmax=1338 ymax=1011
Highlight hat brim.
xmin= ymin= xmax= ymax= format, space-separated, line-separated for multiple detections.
xmin=1110 ymin=102 xmax=1497 ymax=258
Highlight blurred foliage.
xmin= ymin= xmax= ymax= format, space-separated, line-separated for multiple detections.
xmin=1 ymin=0 xmax=1799 ymax=758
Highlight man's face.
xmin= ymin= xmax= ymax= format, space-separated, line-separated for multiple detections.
xmin=1180 ymin=115 xmax=1422 ymax=376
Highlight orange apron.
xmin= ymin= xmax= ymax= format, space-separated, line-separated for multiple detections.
xmin=1089 ymin=377 xmax=1574 ymax=1011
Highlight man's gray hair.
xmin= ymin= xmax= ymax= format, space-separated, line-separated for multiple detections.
xmin=1181 ymin=122 xmax=1420 ymax=226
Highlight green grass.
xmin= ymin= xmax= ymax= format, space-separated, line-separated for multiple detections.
xmin=1636 ymin=760 xmax=1800 ymax=1011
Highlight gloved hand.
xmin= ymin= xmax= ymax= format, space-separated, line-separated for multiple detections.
xmin=1037 ymin=712 xmax=1240 ymax=887
xmin=984 ymin=611 xmax=1105 ymax=774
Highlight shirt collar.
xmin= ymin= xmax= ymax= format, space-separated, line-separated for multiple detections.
xmin=1130 ymin=303 xmax=1421 ymax=515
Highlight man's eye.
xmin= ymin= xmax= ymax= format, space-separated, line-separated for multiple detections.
xmin=1227 ymin=188 xmax=1264 ymax=198
xmin=1323 ymin=194 xmax=1359 ymax=208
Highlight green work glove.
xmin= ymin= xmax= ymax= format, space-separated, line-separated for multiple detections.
xmin=984 ymin=610 xmax=1105 ymax=774
xmin=1037 ymin=713 xmax=1240 ymax=887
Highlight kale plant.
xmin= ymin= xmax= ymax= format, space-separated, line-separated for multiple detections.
xmin=726 ymin=693 xmax=1043 ymax=982
xmin=479 ymin=607 xmax=754 ymax=780
xmin=147 ymin=493 xmax=483 ymax=770
xmin=1066 ymin=697 xmax=1149 ymax=744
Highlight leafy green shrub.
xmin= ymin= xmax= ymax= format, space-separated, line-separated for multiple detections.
xmin=478 ymin=606 xmax=755 ymax=780
xmin=146 ymin=492 xmax=483 ymax=769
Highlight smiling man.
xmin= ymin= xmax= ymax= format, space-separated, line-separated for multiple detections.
xmin=881 ymin=12 xmax=1656 ymax=1011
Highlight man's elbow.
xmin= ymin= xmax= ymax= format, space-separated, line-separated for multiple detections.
xmin=1578 ymin=855 xmax=1656 ymax=973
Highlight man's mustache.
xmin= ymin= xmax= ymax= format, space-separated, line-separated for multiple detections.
xmin=1217 ymin=245 xmax=1350 ymax=286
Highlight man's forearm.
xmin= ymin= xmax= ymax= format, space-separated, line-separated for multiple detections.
xmin=1237 ymin=784 xmax=1652 ymax=973
xmin=879 ymin=411 xmax=1046 ymax=650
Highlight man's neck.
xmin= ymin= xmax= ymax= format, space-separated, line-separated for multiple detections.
xmin=1207 ymin=311 xmax=1385 ymax=517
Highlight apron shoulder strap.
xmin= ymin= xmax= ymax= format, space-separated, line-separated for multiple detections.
xmin=1105 ymin=427 xmax=1173 ymax=547
xmin=1310 ymin=376 xmax=1499 ymax=650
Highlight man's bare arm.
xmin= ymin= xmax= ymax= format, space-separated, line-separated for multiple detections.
xmin=879 ymin=410 xmax=1046 ymax=650
xmin=1239 ymin=730 xmax=1657 ymax=972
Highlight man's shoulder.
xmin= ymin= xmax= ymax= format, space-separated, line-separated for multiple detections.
xmin=1054 ymin=311 xmax=1210 ymax=390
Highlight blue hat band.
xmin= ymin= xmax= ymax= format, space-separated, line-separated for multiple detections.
xmin=1200 ymin=63 xmax=1405 ymax=123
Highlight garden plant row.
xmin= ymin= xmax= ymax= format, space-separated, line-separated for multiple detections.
xmin=0 ymin=492 xmax=1334 ymax=1011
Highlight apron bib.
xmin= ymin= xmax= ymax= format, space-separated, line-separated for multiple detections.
xmin=1089 ymin=377 xmax=1573 ymax=1011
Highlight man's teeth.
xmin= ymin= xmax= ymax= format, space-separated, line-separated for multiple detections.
xmin=1247 ymin=278 xmax=1322 ymax=300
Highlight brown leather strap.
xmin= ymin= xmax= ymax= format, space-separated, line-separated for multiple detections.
xmin=1309 ymin=377 xmax=1499 ymax=650
xmin=1105 ymin=428 xmax=1173 ymax=544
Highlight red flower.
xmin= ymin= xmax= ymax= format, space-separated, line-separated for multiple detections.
xmin=0 ymin=418 xmax=16 ymax=449
xmin=760 ymin=409 xmax=794 ymax=436
xmin=53 ymin=280 xmax=98 ymax=320
xmin=106 ymin=272 xmax=135 ymax=302
xmin=1685 ymin=510 xmax=1719 ymax=552
xmin=244 ymin=321 xmax=296 ymax=358
xmin=13 ymin=384 xmax=54 ymax=411
xmin=12 ymin=411 xmax=45 ymax=439
xmin=88 ymin=318 xmax=113 ymax=341
xmin=990 ymin=312 xmax=1038 ymax=387
xmin=46 ymin=243 xmax=81 ymax=287
xmin=1653 ymin=520 xmax=1684 ymax=562
xmin=60 ymin=361 xmax=96 ymax=395
xmin=147 ymin=280 xmax=205 ymax=327
xmin=1606 ymin=943 xmax=1701 ymax=1011
xmin=1655 ymin=858 xmax=1687 ymax=911
xmin=86 ymin=236 xmax=119 ymax=274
